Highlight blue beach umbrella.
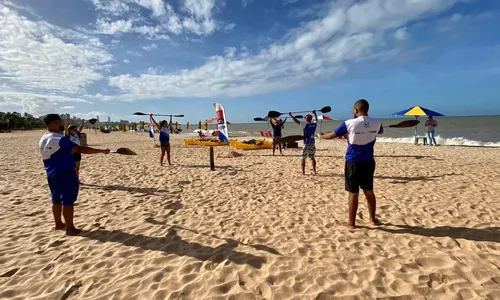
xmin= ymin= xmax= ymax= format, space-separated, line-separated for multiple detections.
xmin=391 ymin=105 xmax=445 ymax=143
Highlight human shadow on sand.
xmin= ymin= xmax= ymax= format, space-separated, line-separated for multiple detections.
xmin=144 ymin=218 xmax=282 ymax=257
xmin=80 ymin=227 xmax=268 ymax=269
xmin=365 ymin=224 xmax=500 ymax=243
xmin=375 ymin=155 xmax=444 ymax=161
xmin=81 ymin=184 xmax=167 ymax=196
xmin=320 ymin=173 xmax=460 ymax=184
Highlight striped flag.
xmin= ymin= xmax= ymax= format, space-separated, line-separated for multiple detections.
xmin=213 ymin=102 xmax=229 ymax=144
xmin=149 ymin=115 xmax=156 ymax=144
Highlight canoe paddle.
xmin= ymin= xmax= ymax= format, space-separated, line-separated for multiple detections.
xmin=389 ymin=120 xmax=420 ymax=128
xmin=88 ymin=118 xmax=98 ymax=125
xmin=253 ymin=115 xmax=303 ymax=122
xmin=111 ymin=148 xmax=137 ymax=155
xmin=267 ymin=106 xmax=331 ymax=119
xmin=133 ymin=112 xmax=185 ymax=117
xmin=279 ymin=135 xmax=314 ymax=144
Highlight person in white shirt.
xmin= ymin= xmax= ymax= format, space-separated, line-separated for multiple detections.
xmin=318 ymin=99 xmax=383 ymax=228
xmin=424 ymin=116 xmax=438 ymax=146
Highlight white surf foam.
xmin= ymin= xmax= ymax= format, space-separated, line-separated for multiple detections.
xmin=377 ymin=135 xmax=500 ymax=147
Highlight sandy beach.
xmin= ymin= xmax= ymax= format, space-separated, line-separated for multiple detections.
xmin=1 ymin=130 xmax=499 ymax=300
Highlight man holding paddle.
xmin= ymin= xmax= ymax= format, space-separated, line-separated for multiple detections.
xmin=39 ymin=114 xmax=110 ymax=235
xmin=318 ymin=99 xmax=383 ymax=228
xmin=290 ymin=111 xmax=318 ymax=175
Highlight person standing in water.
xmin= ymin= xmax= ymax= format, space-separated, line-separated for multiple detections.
xmin=65 ymin=117 xmax=85 ymax=183
xmin=318 ymin=99 xmax=383 ymax=228
xmin=424 ymin=116 xmax=438 ymax=146
xmin=270 ymin=117 xmax=287 ymax=155
xmin=40 ymin=114 xmax=110 ymax=235
xmin=290 ymin=111 xmax=318 ymax=175
xmin=150 ymin=114 xmax=172 ymax=166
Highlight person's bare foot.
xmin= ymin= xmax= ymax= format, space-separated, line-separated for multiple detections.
xmin=66 ymin=228 xmax=82 ymax=236
xmin=54 ymin=223 xmax=65 ymax=230
xmin=344 ymin=221 xmax=356 ymax=229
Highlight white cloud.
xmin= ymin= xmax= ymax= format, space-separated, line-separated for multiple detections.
xmin=107 ymin=0 xmax=463 ymax=100
xmin=394 ymin=27 xmax=409 ymax=40
xmin=0 ymin=4 xmax=112 ymax=94
xmin=123 ymin=59 xmax=130 ymax=64
xmin=142 ymin=43 xmax=158 ymax=51
xmin=60 ymin=106 xmax=75 ymax=110
xmin=89 ymin=0 xmax=229 ymax=38
xmin=126 ymin=50 xmax=142 ymax=56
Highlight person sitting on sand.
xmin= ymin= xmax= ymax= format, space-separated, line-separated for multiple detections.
xmin=65 ymin=118 xmax=85 ymax=183
xmin=424 ymin=116 xmax=438 ymax=146
xmin=318 ymin=99 xmax=383 ymax=228
xmin=150 ymin=114 xmax=172 ymax=166
xmin=39 ymin=114 xmax=110 ymax=235
xmin=270 ymin=117 xmax=287 ymax=155
xmin=290 ymin=111 xmax=318 ymax=175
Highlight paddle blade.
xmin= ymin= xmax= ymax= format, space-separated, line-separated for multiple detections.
xmin=280 ymin=135 xmax=307 ymax=143
xmin=267 ymin=111 xmax=282 ymax=118
xmin=254 ymin=117 xmax=265 ymax=122
xmin=114 ymin=148 xmax=137 ymax=155
xmin=174 ymin=115 xmax=184 ymax=117
xmin=88 ymin=118 xmax=97 ymax=125
xmin=320 ymin=106 xmax=331 ymax=113
xmin=389 ymin=120 xmax=420 ymax=128
xmin=133 ymin=112 xmax=147 ymax=116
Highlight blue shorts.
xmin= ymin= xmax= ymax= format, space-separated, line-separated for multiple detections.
xmin=47 ymin=170 xmax=79 ymax=206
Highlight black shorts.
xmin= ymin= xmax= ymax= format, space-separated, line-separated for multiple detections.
xmin=73 ymin=152 xmax=82 ymax=162
xmin=345 ymin=160 xmax=376 ymax=193
xmin=160 ymin=141 xmax=170 ymax=148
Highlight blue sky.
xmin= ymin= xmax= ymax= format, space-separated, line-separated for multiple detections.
xmin=0 ymin=0 xmax=499 ymax=123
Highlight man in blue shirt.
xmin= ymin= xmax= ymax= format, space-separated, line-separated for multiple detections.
xmin=318 ymin=99 xmax=383 ymax=228
xmin=39 ymin=114 xmax=110 ymax=235
xmin=290 ymin=110 xmax=318 ymax=175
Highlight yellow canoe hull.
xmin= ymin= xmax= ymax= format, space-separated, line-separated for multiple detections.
xmin=184 ymin=139 xmax=231 ymax=147
xmin=230 ymin=140 xmax=273 ymax=150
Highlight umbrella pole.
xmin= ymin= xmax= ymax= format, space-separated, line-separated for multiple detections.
xmin=414 ymin=116 xmax=418 ymax=145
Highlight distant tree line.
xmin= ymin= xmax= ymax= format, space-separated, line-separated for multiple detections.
xmin=0 ymin=112 xmax=46 ymax=132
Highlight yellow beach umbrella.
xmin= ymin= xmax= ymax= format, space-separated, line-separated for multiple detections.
xmin=175 ymin=121 xmax=178 ymax=129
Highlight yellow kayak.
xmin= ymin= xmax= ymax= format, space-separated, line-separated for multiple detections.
xmin=230 ymin=139 xmax=273 ymax=150
xmin=199 ymin=140 xmax=229 ymax=146
xmin=184 ymin=139 xmax=201 ymax=146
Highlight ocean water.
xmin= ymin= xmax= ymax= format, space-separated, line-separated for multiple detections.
xmin=188 ymin=116 xmax=500 ymax=147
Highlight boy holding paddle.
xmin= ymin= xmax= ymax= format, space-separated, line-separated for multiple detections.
xmin=150 ymin=114 xmax=173 ymax=166
xmin=318 ymin=99 xmax=383 ymax=228
xmin=39 ymin=114 xmax=110 ymax=235
xmin=290 ymin=110 xmax=318 ymax=175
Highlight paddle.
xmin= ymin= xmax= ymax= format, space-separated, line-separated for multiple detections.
xmin=279 ymin=135 xmax=314 ymax=144
xmin=267 ymin=106 xmax=331 ymax=119
xmin=133 ymin=112 xmax=184 ymax=117
xmin=111 ymin=148 xmax=137 ymax=155
xmin=389 ymin=120 xmax=420 ymax=128
xmin=88 ymin=118 xmax=98 ymax=125
xmin=253 ymin=115 xmax=303 ymax=122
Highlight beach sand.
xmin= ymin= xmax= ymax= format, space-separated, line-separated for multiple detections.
xmin=1 ymin=130 xmax=499 ymax=300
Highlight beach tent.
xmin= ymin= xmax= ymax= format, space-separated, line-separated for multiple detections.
xmin=317 ymin=114 xmax=336 ymax=132
xmin=391 ymin=105 xmax=445 ymax=143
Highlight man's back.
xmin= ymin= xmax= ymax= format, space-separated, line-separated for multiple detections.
xmin=39 ymin=132 xmax=76 ymax=175
xmin=334 ymin=116 xmax=383 ymax=162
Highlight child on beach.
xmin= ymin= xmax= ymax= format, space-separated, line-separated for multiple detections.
xmin=150 ymin=114 xmax=172 ymax=166
xmin=290 ymin=111 xmax=318 ymax=175
xmin=65 ymin=118 xmax=85 ymax=183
